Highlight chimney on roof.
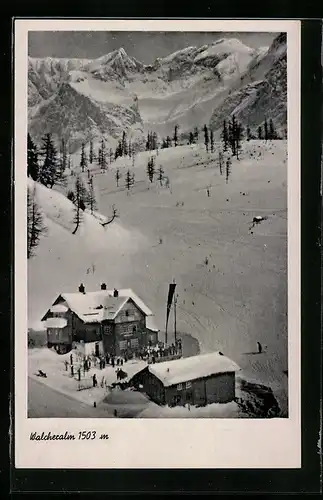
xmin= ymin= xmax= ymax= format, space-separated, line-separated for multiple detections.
xmin=113 ymin=288 xmax=119 ymax=297
xmin=101 ymin=283 xmax=107 ymax=290
xmin=79 ymin=283 xmax=85 ymax=294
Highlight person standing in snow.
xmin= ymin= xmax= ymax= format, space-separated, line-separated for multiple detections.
xmin=257 ymin=341 xmax=263 ymax=354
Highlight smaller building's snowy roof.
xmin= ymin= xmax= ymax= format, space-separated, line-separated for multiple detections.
xmin=49 ymin=304 xmax=68 ymax=313
xmin=148 ymin=352 xmax=240 ymax=387
xmin=44 ymin=318 xmax=68 ymax=329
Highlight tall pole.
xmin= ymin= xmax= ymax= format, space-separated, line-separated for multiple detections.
xmin=165 ymin=280 xmax=176 ymax=346
xmin=174 ymin=294 xmax=177 ymax=344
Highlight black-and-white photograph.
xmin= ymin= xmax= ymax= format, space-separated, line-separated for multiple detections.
xmin=26 ymin=28 xmax=288 ymax=420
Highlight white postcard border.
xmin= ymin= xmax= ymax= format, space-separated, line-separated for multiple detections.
xmin=14 ymin=19 xmax=301 ymax=469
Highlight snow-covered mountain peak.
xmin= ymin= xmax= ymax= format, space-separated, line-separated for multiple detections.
xmin=158 ymin=46 xmax=198 ymax=64
xmin=87 ymin=47 xmax=145 ymax=82
xmin=211 ymin=37 xmax=253 ymax=53
xmin=92 ymin=47 xmax=128 ymax=64
xmin=28 ymin=33 xmax=287 ymax=151
xmin=194 ymin=38 xmax=254 ymax=63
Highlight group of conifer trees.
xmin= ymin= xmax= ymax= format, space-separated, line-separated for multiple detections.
xmin=27 ymin=132 xmax=68 ymax=188
xmin=79 ymin=138 xmax=113 ymax=171
xmin=114 ymin=131 xmax=136 ymax=160
xmin=146 ymin=131 xmax=159 ymax=151
xmin=160 ymin=124 xmax=179 ymax=150
xmin=221 ymin=116 xmax=279 ymax=156
xmin=221 ymin=116 xmax=243 ymax=159
xmin=78 ymin=131 xmax=137 ymax=172
xmin=256 ymin=118 xmax=279 ymax=140
xmin=27 ymin=132 xmax=65 ymax=257
xmin=66 ymin=173 xmax=97 ymax=234
xmin=27 ymin=185 xmax=46 ymax=259
xmin=188 ymin=127 xmax=200 ymax=145
xmin=145 ymin=156 xmax=165 ymax=186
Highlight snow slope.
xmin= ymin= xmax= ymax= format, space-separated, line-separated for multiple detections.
xmin=27 ymin=178 xmax=148 ymax=329
xmin=28 ymin=138 xmax=288 ymax=413
xmin=93 ymin=140 xmax=288 ymax=412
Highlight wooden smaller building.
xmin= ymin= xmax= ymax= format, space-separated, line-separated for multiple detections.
xmin=131 ymin=352 xmax=240 ymax=407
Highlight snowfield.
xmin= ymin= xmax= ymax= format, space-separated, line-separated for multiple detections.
xmin=28 ymin=139 xmax=288 ymax=415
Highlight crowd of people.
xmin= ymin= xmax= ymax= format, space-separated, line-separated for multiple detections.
xmin=66 ymin=351 xmax=126 ymax=376
xmin=137 ymin=339 xmax=183 ymax=363
xmin=65 ymin=339 xmax=183 ymax=385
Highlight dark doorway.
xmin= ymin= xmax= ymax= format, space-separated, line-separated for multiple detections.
xmin=172 ymin=394 xmax=182 ymax=406
xmin=185 ymin=391 xmax=193 ymax=403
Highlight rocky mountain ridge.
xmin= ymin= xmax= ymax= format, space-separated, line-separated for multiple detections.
xmin=28 ymin=34 xmax=287 ymax=153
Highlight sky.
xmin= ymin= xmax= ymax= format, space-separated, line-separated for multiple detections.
xmin=28 ymin=31 xmax=276 ymax=63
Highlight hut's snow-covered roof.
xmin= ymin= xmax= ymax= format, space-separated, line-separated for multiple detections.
xmin=60 ymin=293 xmax=128 ymax=323
xmin=148 ymin=352 xmax=240 ymax=387
xmin=42 ymin=288 xmax=156 ymax=325
xmin=44 ymin=317 xmax=68 ymax=329
xmin=49 ymin=304 xmax=68 ymax=313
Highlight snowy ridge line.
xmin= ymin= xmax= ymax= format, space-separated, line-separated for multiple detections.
xmin=28 ymin=34 xmax=285 ymax=154
xmin=29 ymin=37 xmax=255 ymax=76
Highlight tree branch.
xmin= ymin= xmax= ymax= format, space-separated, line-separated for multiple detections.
xmin=101 ymin=205 xmax=119 ymax=227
